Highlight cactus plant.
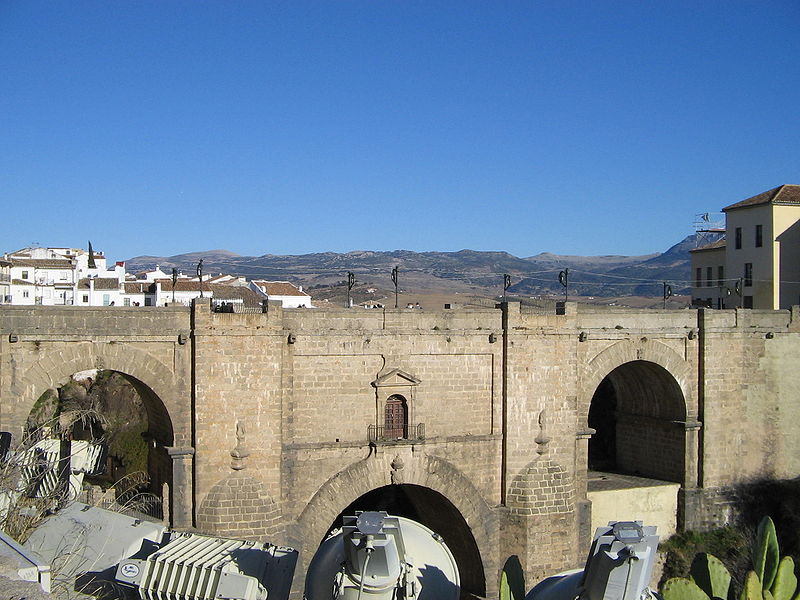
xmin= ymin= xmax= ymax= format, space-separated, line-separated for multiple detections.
xmin=663 ymin=577 xmax=715 ymax=600
xmin=754 ymin=517 xmax=780 ymax=592
xmin=661 ymin=516 xmax=799 ymax=600
xmin=690 ymin=553 xmax=733 ymax=600
xmin=769 ymin=557 xmax=797 ymax=600
xmin=740 ymin=571 xmax=763 ymax=600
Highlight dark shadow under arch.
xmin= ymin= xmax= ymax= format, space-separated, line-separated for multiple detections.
xmin=118 ymin=372 xmax=174 ymax=518
xmin=326 ymin=483 xmax=486 ymax=599
xmin=589 ymin=360 xmax=686 ymax=482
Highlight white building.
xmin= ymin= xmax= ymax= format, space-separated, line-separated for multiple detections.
xmin=7 ymin=247 xmax=80 ymax=305
xmin=0 ymin=257 xmax=11 ymax=304
xmin=248 ymin=280 xmax=313 ymax=308
xmin=6 ymin=246 xmax=125 ymax=306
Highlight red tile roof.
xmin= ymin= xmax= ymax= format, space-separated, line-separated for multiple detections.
xmin=124 ymin=282 xmax=153 ymax=294
xmin=209 ymin=284 xmax=262 ymax=305
xmin=689 ymin=239 xmax=727 ymax=253
xmin=77 ymin=278 xmax=121 ymax=290
xmin=723 ymin=185 xmax=800 ymax=211
xmin=154 ymin=279 xmax=206 ymax=292
xmin=11 ymin=258 xmax=73 ymax=268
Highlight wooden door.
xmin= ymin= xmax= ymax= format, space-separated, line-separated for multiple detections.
xmin=384 ymin=396 xmax=408 ymax=439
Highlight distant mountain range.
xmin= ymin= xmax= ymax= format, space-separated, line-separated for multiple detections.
xmin=126 ymin=234 xmax=716 ymax=299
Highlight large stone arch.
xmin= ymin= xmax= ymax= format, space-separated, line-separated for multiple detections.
xmin=8 ymin=341 xmax=182 ymax=441
xmin=291 ymin=450 xmax=496 ymax=599
xmin=5 ymin=341 xmax=194 ymax=527
xmin=582 ymin=338 xmax=692 ymax=414
xmin=581 ymin=338 xmax=699 ymax=487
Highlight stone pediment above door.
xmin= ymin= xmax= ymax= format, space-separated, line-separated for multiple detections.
xmin=371 ymin=368 xmax=421 ymax=389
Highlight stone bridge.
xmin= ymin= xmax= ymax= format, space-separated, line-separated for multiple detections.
xmin=2 ymin=300 xmax=800 ymax=598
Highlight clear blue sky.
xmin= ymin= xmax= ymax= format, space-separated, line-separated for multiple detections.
xmin=2 ymin=1 xmax=798 ymax=261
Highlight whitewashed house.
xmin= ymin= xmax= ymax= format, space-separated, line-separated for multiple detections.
xmin=248 ymin=280 xmax=313 ymax=308
xmin=8 ymin=247 xmax=79 ymax=305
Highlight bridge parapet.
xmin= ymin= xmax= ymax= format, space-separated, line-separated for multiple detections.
xmin=0 ymin=305 xmax=190 ymax=338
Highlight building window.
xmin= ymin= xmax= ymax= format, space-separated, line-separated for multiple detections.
xmin=755 ymin=224 xmax=763 ymax=248
xmin=695 ymin=267 xmax=702 ymax=288
xmin=124 ymin=297 xmax=131 ymax=306
xmin=82 ymin=294 xmax=89 ymax=303
xmin=102 ymin=294 xmax=110 ymax=306
xmin=384 ymin=395 xmax=408 ymax=439
xmin=744 ymin=263 xmax=753 ymax=287
xmin=23 ymin=290 xmax=29 ymax=298
xmin=717 ymin=265 xmax=724 ymax=287
xmin=22 ymin=270 xmax=29 ymax=280
xmin=744 ymin=296 xmax=753 ymax=309
xmin=706 ymin=267 xmax=713 ymax=287
xmin=735 ymin=227 xmax=742 ymax=249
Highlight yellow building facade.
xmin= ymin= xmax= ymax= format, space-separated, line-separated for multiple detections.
xmin=692 ymin=185 xmax=800 ymax=309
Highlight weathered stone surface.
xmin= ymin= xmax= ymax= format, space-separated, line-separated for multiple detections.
xmin=2 ymin=301 xmax=800 ymax=598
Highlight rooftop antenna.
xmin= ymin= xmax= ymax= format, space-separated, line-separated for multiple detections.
xmin=693 ymin=212 xmax=725 ymax=248
xmin=346 ymin=271 xmax=355 ymax=308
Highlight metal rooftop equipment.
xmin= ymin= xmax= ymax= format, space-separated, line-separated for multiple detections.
xmin=528 ymin=521 xmax=660 ymax=600
xmin=305 ymin=511 xmax=460 ymax=600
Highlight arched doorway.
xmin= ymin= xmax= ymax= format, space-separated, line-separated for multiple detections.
xmin=323 ymin=484 xmax=486 ymax=599
xmin=25 ymin=369 xmax=174 ymax=521
xmin=384 ymin=394 xmax=408 ymax=439
xmin=588 ymin=360 xmax=686 ymax=482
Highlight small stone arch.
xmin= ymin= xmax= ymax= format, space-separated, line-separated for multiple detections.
xmin=292 ymin=452 xmax=495 ymax=599
xmin=508 ymin=457 xmax=575 ymax=516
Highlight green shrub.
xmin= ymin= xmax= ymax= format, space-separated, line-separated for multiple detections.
xmin=660 ymin=526 xmax=752 ymax=588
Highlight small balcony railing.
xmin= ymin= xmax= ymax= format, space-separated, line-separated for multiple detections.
xmin=368 ymin=423 xmax=425 ymax=443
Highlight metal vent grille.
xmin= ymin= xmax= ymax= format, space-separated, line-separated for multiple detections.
xmin=117 ymin=533 xmax=274 ymax=600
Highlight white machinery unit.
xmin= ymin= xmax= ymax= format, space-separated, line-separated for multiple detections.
xmin=305 ymin=511 xmax=460 ymax=600
xmin=528 ymin=521 xmax=659 ymax=600
xmin=0 ymin=434 xmax=107 ymax=520
xmin=21 ymin=501 xmax=297 ymax=600
xmin=16 ymin=438 xmax=106 ymax=499
xmin=115 ymin=532 xmax=297 ymax=600
xmin=24 ymin=502 xmax=168 ymax=582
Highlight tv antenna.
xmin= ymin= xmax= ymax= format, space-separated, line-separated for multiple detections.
xmin=693 ymin=212 xmax=725 ymax=248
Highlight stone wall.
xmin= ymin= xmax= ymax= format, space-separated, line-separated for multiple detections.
xmin=4 ymin=302 xmax=800 ymax=598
